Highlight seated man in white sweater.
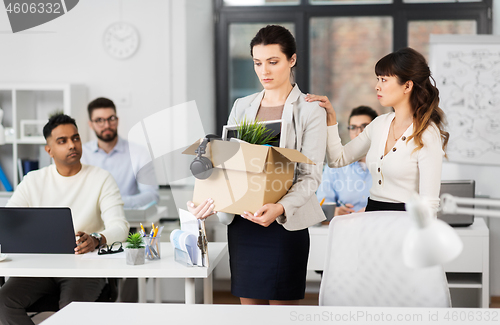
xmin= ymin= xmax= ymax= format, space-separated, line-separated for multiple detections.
xmin=0 ymin=114 xmax=130 ymax=325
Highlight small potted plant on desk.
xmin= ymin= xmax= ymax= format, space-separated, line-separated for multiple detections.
xmin=125 ymin=233 xmax=145 ymax=265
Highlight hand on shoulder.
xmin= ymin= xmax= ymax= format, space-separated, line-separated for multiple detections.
xmin=304 ymin=93 xmax=337 ymax=126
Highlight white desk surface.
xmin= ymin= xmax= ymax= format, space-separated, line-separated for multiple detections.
xmin=0 ymin=242 xmax=227 ymax=279
xmin=42 ymin=302 xmax=488 ymax=325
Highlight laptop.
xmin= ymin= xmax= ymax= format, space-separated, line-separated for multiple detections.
xmin=437 ymin=180 xmax=475 ymax=227
xmin=0 ymin=207 xmax=76 ymax=253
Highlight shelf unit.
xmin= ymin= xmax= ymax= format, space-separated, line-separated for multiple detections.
xmin=0 ymin=84 xmax=87 ymax=190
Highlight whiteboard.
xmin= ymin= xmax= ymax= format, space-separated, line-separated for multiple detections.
xmin=429 ymin=35 xmax=500 ymax=166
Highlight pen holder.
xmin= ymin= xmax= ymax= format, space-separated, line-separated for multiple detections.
xmin=144 ymin=234 xmax=161 ymax=260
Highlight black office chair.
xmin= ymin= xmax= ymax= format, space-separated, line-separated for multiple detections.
xmin=25 ymin=278 xmax=119 ymax=317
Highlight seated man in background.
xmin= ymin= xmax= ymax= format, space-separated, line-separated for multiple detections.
xmin=82 ymin=97 xmax=159 ymax=302
xmin=82 ymin=97 xmax=159 ymax=208
xmin=317 ymin=106 xmax=378 ymax=216
xmin=0 ymin=114 xmax=129 ymax=325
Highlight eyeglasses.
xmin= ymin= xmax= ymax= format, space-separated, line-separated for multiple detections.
xmin=347 ymin=124 xmax=369 ymax=132
xmin=97 ymin=241 xmax=123 ymax=255
xmin=92 ymin=115 xmax=118 ymax=126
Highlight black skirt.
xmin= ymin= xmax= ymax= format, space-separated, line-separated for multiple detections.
xmin=227 ymin=215 xmax=309 ymax=300
xmin=365 ymin=197 xmax=406 ymax=212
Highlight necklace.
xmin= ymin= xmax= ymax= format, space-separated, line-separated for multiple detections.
xmin=391 ymin=118 xmax=410 ymax=142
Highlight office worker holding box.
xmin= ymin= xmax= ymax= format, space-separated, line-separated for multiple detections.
xmin=306 ymin=48 xmax=449 ymax=213
xmin=189 ymin=25 xmax=326 ymax=305
xmin=0 ymin=114 xmax=129 ymax=325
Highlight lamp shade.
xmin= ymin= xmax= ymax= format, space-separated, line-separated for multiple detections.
xmin=403 ymin=194 xmax=463 ymax=268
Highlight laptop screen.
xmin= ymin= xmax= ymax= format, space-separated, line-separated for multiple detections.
xmin=437 ymin=180 xmax=475 ymax=227
xmin=0 ymin=207 xmax=76 ymax=254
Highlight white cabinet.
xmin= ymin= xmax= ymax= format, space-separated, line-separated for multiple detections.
xmin=308 ymin=218 xmax=490 ymax=308
xmin=443 ymin=218 xmax=489 ymax=308
xmin=0 ymin=84 xmax=87 ymax=190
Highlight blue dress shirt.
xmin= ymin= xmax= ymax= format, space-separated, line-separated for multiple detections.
xmin=316 ymin=161 xmax=372 ymax=212
xmin=82 ymin=136 xmax=159 ymax=208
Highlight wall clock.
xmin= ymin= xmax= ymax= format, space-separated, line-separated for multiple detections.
xmin=103 ymin=22 xmax=140 ymax=59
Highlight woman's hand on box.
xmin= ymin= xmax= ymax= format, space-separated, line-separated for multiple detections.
xmin=242 ymin=203 xmax=284 ymax=227
xmin=187 ymin=199 xmax=217 ymax=220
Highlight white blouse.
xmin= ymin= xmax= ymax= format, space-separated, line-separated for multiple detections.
xmin=326 ymin=112 xmax=444 ymax=212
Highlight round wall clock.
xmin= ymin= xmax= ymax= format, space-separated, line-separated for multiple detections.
xmin=103 ymin=22 xmax=140 ymax=59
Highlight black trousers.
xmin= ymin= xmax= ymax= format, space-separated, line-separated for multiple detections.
xmin=365 ymin=197 xmax=406 ymax=212
xmin=0 ymin=277 xmax=105 ymax=325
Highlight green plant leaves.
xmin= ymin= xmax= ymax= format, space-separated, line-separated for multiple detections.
xmin=236 ymin=118 xmax=278 ymax=146
xmin=126 ymin=232 xmax=145 ymax=249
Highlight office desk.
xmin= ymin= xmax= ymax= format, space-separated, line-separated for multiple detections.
xmin=42 ymin=302 xmax=488 ymax=325
xmin=0 ymin=242 xmax=227 ymax=304
xmin=308 ymin=218 xmax=490 ymax=308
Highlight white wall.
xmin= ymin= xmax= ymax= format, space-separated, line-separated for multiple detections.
xmin=0 ymin=0 xmax=215 ymax=185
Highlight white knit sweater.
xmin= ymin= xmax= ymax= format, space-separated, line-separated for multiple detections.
xmin=7 ymin=164 xmax=129 ymax=243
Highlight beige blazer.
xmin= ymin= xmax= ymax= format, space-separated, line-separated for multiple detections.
xmin=218 ymin=84 xmax=327 ymax=231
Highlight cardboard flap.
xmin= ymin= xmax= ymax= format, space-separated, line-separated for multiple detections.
xmin=211 ymin=140 xmax=269 ymax=173
xmin=271 ymin=147 xmax=315 ymax=165
xmin=182 ymin=138 xmax=204 ymax=156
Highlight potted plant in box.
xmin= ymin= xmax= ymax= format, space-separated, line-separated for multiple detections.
xmin=234 ymin=118 xmax=278 ymax=145
xmin=125 ymin=233 xmax=145 ymax=265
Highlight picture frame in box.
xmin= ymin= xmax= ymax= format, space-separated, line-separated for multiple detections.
xmin=20 ymin=120 xmax=46 ymax=142
xmin=222 ymin=119 xmax=287 ymax=148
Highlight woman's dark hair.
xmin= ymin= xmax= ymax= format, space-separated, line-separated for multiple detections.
xmin=348 ymin=105 xmax=378 ymax=124
xmin=250 ymin=25 xmax=296 ymax=65
xmin=375 ymin=47 xmax=449 ymax=154
xmin=43 ymin=114 xmax=78 ymax=140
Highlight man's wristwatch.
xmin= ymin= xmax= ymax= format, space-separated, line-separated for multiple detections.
xmin=90 ymin=232 xmax=103 ymax=249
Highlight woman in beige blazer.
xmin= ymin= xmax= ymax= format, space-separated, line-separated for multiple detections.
xmin=188 ymin=25 xmax=326 ymax=305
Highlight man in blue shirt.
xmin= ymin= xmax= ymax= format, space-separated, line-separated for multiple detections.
xmin=82 ymin=97 xmax=159 ymax=208
xmin=317 ymin=106 xmax=378 ymax=216
xmin=82 ymin=97 xmax=160 ymax=303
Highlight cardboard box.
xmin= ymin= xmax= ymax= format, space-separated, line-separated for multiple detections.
xmin=183 ymin=139 xmax=314 ymax=215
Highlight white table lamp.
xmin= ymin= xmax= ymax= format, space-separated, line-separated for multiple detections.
xmin=441 ymin=193 xmax=500 ymax=218
xmin=403 ymin=194 xmax=463 ymax=268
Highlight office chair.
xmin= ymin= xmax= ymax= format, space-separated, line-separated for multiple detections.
xmin=319 ymin=211 xmax=452 ymax=307
xmin=25 ymin=278 xmax=118 ymax=316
